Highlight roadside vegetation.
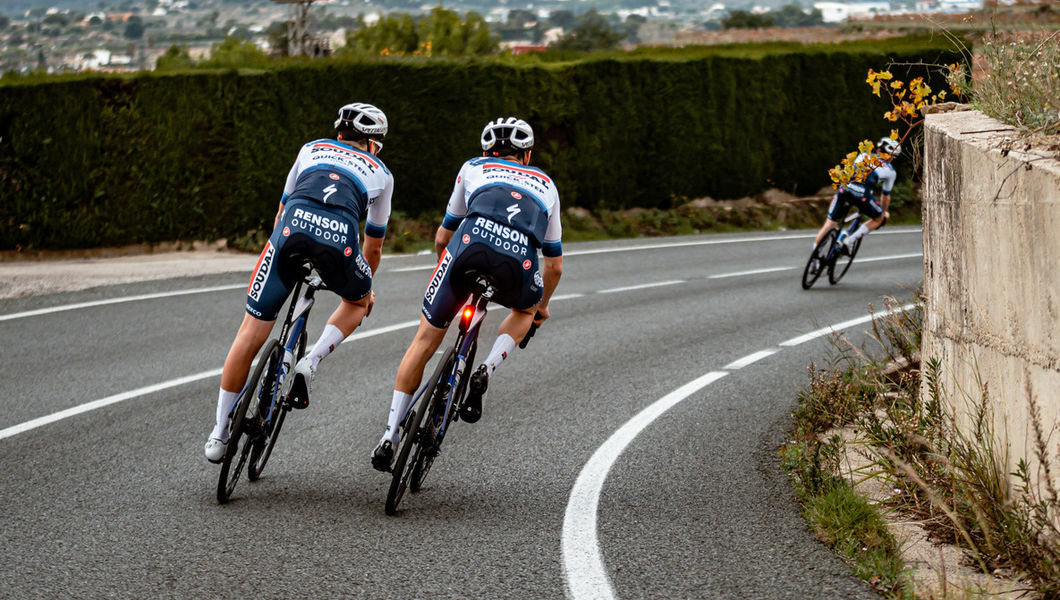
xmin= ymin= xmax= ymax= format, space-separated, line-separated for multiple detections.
xmin=782 ymin=300 xmax=1060 ymax=599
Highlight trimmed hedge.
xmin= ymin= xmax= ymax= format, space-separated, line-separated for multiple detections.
xmin=0 ymin=36 xmax=962 ymax=249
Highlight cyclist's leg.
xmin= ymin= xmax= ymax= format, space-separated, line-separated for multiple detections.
xmin=483 ymin=307 xmax=535 ymax=374
xmin=208 ymin=235 xmax=289 ymax=457
xmin=846 ymin=195 xmax=886 ymax=245
xmin=814 ymin=192 xmax=845 ymax=248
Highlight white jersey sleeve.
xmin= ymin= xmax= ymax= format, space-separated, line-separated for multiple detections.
xmin=365 ymin=171 xmax=394 ymax=239
xmin=441 ymin=161 xmax=472 ymax=230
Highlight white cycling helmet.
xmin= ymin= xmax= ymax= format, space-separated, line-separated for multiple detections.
xmin=334 ymin=102 xmax=388 ymax=138
xmin=480 ymin=117 xmax=534 ymax=153
xmin=877 ymin=137 xmax=901 ymax=157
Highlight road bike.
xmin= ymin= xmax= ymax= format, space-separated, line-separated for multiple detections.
xmin=216 ymin=262 xmax=320 ymax=503
xmin=801 ymin=212 xmax=864 ymax=290
xmin=383 ymin=274 xmax=538 ymax=516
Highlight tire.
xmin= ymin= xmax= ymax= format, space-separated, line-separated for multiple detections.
xmin=217 ymin=340 xmax=275 ymax=503
xmin=801 ymin=229 xmax=835 ymax=290
xmin=410 ymin=347 xmax=460 ymax=494
xmin=385 ymin=348 xmax=456 ymax=516
xmin=248 ymin=340 xmax=285 ymax=482
xmin=828 ymin=234 xmax=862 ymax=285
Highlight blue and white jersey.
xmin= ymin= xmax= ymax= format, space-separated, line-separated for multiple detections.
xmin=441 ymin=157 xmax=562 ymax=257
xmin=281 ymin=139 xmax=394 ymax=238
xmin=843 ymin=153 xmax=896 ymax=200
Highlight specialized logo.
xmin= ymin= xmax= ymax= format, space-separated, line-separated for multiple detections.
xmin=510 ymin=191 xmax=522 ymax=200
xmin=329 ymin=173 xmax=340 ymax=180
xmin=522 ymin=259 xmax=532 ymax=270
xmin=506 ymin=203 xmax=521 ymax=224
xmin=344 ymin=247 xmax=353 ymax=257
xmin=282 ymin=227 xmax=290 ymax=237
xmin=462 ymin=234 xmax=470 ymax=244
xmin=425 ymin=251 xmax=453 ymax=304
xmin=248 ymin=242 xmax=276 ymax=302
xmin=322 ymin=184 xmax=338 ymax=203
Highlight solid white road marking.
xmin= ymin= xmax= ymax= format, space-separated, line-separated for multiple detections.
xmin=709 ymin=267 xmax=792 ymax=279
xmin=0 ymin=284 xmax=246 ymax=322
xmin=597 ymin=280 xmax=685 ymax=295
xmin=0 ymin=321 xmax=421 ymax=441
xmin=562 ymin=371 xmax=729 ymax=600
xmin=854 ymin=252 xmax=923 ymax=263
xmin=561 ymin=302 xmax=919 ymax=600
xmin=724 ymin=349 xmax=780 ymax=370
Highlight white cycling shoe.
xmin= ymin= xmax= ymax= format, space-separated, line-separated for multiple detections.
xmin=204 ymin=437 xmax=228 ymax=463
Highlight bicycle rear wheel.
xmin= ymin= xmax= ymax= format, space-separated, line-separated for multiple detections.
xmin=247 ymin=340 xmax=284 ymax=481
xmin=217 ymin=340 xmax=274 ymax=503
xmin=385 ymin=348 xmax=456 ymax=515
xmin=828 ymin=235 xmax=862 ymax=284
xmin=801 ymin=229 xmax=835 ymax=290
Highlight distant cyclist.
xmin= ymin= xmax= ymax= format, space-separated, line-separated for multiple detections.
xmin=811 ymin=137 xmax=899 ymax=266
xmin=205 ymin=102 xmax=394 ymax=463
xmin=371 ymin=117 xmax=563 ymax=471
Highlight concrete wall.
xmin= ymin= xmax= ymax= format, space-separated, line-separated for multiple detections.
xmin=923 ymin=108 xmax=1060 ymax=494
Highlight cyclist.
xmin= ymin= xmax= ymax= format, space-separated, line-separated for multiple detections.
xmin=371 ymin=117 xmax=563 ymax=471
xmin=810 ymin=137 xmax=899 ymax=269
xmin=205 ymin=102 xmax=394 ymax=463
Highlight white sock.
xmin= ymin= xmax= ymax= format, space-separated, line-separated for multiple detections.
xmin=483 ymin=333 xmax=516 ymax=375
xmin=211 ymin=388 xmax=240 ymax=441
xmin=849 ymin=223 xmax=870 ymax=242
xmin=384 ymin=390 xmax=414 ymax=443
xmin=307 ymin=324 xmax=345 ymax=370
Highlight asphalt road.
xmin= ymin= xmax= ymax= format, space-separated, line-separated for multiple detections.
xmin=0 ymin=228 xmax=923 ymax=599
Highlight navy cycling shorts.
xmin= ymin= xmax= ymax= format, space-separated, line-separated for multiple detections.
xmin=245 ymin=199 xmax=373 ymax=321
xmin=826 ymin=189 xmax=884 ymax=223
xmin=421 ymin=217 xmax=543 ymax=328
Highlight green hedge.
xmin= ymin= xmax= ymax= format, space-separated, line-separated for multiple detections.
xmin=0 ymin=36 xmax=963 ymax=249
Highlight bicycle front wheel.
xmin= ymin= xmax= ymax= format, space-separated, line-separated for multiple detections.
xmin=801 ymin=229 xmax=835 ymax=290
xmin=828 ymin=235 xmax=862 ymax=285
xmin=248 ymin=340 xmax=285 ymax=482
xmin=217 ymin=340 xmax=275 ymax=503
xmin=386 ymin=348 xmax=456 ymax=515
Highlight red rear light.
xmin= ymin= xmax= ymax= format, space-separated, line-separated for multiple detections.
xmin=462 ymin=306 xmax=474 ymax=322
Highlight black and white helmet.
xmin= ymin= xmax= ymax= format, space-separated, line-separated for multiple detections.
xmin=480 ymin=117 xmax=534 ymax=153
xmin=877 ymin=137 xmax=901 ymax=157
xmin=334 ymin=102 xmax=388 ymax=138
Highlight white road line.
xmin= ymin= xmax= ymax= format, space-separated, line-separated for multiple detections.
xmin=779 ymin=303 xmax=915 ymax=347
xmin=0 ymin=284 xmax=246 ymax=322
xmin=562 ymin=371 xmax=729 ymax=600
xmin=0 ymin=320 xmax=420 ymax=441
xmin=855 ymin=252 xmax=923 ymax=263
xmin=564 ymin=228 xmax=920 ymax=258
xmin=389 ymin=265 xmax=435 ymax=273
xmin=723 ymin=349 xmax=779 ymax=370
xmin=550 ymin=293 xmax=585 ymax=302
xmin=0 ymin=369 xmax=223 ymax=441
xmin=597 ymin=280 xmax=685 ymax=295
xmin=561 ymin=302 xmax=919 ymax=600
xmin=709 ymin=266 xmax=792 ymax=279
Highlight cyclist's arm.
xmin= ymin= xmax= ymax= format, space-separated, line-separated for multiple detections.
xmin=273 ymin=202 xmax=283 ymax=228
xmin=536 ymin=255 xmax=563 ymax=324
xmin=362 ymin=234 xmax=383 ymax=276
xmin=434 ymin=226 xmax=455 ymax=258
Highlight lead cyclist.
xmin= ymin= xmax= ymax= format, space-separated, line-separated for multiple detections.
xmin=810 ymin=137 xmax=900 ymax=270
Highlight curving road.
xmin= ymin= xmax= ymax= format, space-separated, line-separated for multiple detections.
xmin=0 ymin=228 xmax=923 ymax=599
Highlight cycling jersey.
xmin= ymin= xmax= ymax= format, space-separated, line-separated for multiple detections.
xmin=245 ymin=140 xmax=393 ymax=320
xmin=441 ymin=157 xmax=562 ymax=257
xmin=828 ymin=153 xmax=895 ymax=223
xmin=281 ymin=139 xmax=393 ymax=238
xmin=422 ymin=157 xmax=561 ymax=328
